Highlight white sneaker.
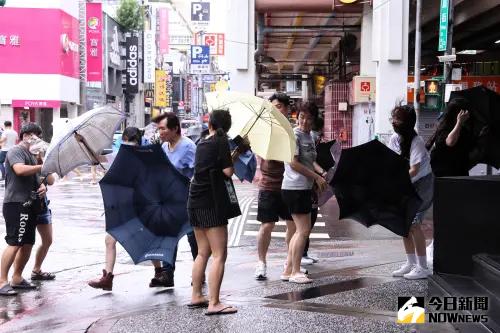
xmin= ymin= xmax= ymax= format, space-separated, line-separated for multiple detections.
xmin=301 ymin=257 xmax=314 ymax=266
xmin=403 ymin=265 xmax=431 ymax=280
xmin=392 ymin=263 xmax=415 ymax=277
xmin=308 ymin=255 xmax=319 ymax=263
xmin=254 ymin=261 xmax=267 ymax=280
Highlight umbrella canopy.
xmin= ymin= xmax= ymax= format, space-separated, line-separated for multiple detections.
xmin=449 ymin=85 xmax=500 ymax=168
xmin=205 ymin=91 xmax=296 ymax=163
xmin=331 ymin=140 xmax=422 ymax=237
xmin=316 ymin=140 xmax=337 ymax=171
xmin=42 ymin=106 xmax=125 ymax=177
xmin=99 ymin=144 xmax=191 ymax=265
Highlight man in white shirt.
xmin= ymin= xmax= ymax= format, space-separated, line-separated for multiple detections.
xmin=0 ymin=121 xmax=18 ymax=180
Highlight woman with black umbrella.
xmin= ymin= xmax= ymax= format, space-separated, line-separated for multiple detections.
xmin=389 ymin=105 xmax=434 ymax=280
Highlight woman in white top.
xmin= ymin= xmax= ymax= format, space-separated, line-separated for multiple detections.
xmin=388 ymin=105 xmax=434 ymax=280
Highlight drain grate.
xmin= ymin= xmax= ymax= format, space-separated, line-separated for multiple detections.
xmin=316 ymin=251 xmax=354 ymax=258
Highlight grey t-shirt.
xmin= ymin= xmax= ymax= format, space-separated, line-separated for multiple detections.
xmin=4 ymin=145 xmax=40 ymax=203
xmin=282 ymin=128 xmax=317 ymax=190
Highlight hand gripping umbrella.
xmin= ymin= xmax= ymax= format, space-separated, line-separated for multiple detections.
xmin=331 ymin=140 xmax=422 ymax=237
xmin=99 ymin=144 xmax=192 ymax=264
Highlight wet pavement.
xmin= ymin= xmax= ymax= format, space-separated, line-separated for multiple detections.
xmin=0 ymin=174 xmax=451 ymax=333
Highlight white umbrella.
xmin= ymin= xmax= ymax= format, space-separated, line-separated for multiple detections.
xmin=42 ymin=105 xmax=125 ymax=177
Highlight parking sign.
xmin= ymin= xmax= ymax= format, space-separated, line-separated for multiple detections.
xmin=191 ymin=2 xmax=210 ymax=21
xmin=191 ymin=45 xmax=210 ymax=73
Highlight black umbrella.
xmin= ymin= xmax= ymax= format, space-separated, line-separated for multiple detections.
xmin=99 ymin=144 xmax=192 ymax=264
xmin=449 ymin=85 xmax=500 ymax=168
xmin=331 ymin=140 xmax=422 ymax=237
xmin=316 ymin=140 xmax=336 ymax=171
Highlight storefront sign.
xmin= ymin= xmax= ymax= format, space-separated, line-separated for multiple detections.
xmin=86 ymin=3 xmax=103 ymax=84
xmin=12 ymin=100 xmax=61 ymax=108
xmin=155 ymin=69 xmax=167 ymax=107
xmin=438 ymin=0 xmax=449 ymax=51
xmin=165 ymin=62 xmax=173 ymax=108
xmin=350 ymin=76 xmax=376 ymax=104
xmin=203 ymin=33 xmax=224 ymax=55
xmin=144 ymin=30 xmax=156 ymax=83
xmin=125 ymin=34 xmax=139 ymax=94
xmin=107 ymin=19 xmax=121 ymax=68
xmin=158 ymin=8 xmax=169 ymax=55
xmin=0 ymin=8 xmax=79 ymax=78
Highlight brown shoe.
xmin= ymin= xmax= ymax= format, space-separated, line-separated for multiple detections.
xmin=88 ymin=269 xmax=113 ymax=291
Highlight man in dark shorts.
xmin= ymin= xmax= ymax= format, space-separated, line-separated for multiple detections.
xmin=254 ymin=93 xmax=294 ymax=280
xmin=0 ymin=123 xmax=47 ymax=296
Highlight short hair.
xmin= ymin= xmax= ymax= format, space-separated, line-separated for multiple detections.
xmin=269 ymin=92 xmax=290 ymax=106
xmin=122 ymin=127 xmax=143 ymax=145
xmin=19 ymin=122 xmax=42 ymax=140
xmin=4 ymin=121 xmax=12 ymax=127
xmin=297 ymin=101 xmax=319 ymax=120
xmin=209 ymin=109 xmax=232 ymax=134
xmin=151 ymin=112 xmax=181 ymax=135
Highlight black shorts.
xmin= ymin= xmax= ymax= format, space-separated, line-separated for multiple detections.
xmin=281 ymin=189 xmax=313 ymax=215
xmin=3 ymin=202 xmax=36 ymax=246
xmin=257 ymin=190 xmax=292 ymax=223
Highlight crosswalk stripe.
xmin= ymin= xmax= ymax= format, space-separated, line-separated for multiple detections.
xmin=245 ymin=220 xmax=326 ymax=227
xmin=243 ymin=230 xmax=329 ymax=239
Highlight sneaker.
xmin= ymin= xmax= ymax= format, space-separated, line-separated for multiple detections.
xmin=254 ymin=261 xmax=267 ymax=280
xmin=150 ymin=270 xmax=174 ymax=288
xmin=404 ymin=266 xmax=431 ymax=280
xmin=88 ymin=269 xmax=114 ymax=291
xmin=308 ymin=255 xmax=319 ymax=263
xmin=301 ymin=256 xmax=314 ymax=266
xmin=392 ymin=263 xmax=414 ymax=277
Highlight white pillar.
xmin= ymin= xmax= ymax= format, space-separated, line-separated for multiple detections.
xmin=301 ymin=79 xmax=308 ymax=101
xmin=372 ymin=0 xmax=409 ymax=143
xmin=226 ymin=0 xmax=256 ymax=94
xmin=53 ymin=107 xmax=61 ymax=121
xmin=68 ymin=104 xmax=78 ymax=118
xmin=353 ymin=4 xmax=377 ymax=146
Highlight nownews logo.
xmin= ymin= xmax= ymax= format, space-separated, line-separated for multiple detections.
xmin=397 ymin=296 xmax=489 ymax=324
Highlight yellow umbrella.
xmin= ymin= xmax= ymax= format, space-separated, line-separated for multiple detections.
xmin=205 ymin=91 xmax=296 ymax=163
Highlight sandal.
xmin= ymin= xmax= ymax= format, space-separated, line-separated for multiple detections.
xmin=205 ymin=306 xmax=238 ymax=316
xmin=288 ymin=274 xmax=313 ymax=284
xmin=11 ymin=279 xmax=37 ymax=289
xmin=0 ymin=284 xmax=18 ymax=296
xmin=31 ymin=270 xmax=56 ymax=281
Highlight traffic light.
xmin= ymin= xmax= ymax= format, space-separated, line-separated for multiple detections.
xmin=423 ymin=79 xmax=443 ymax=110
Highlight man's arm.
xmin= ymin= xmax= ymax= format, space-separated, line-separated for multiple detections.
xmin=12 ymin=163 xmax=42 ymax=176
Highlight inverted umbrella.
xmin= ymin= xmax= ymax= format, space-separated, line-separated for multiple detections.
xmin=331 ymin=140 xmax=422 ymax=237
xmin=42 ymin=105 xmax=125 ymax=177
xmin=205 ymin=91 xmax=296 ymax=163
xmin=99 ymin=144 xmax=191 ymax=264
xmin=449 ymin=85 xmax=500 ymax=168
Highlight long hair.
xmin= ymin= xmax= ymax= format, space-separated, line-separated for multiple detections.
xmin=425 ymin=97 xmax=469 ymax=150
xmin=391 ymin=104 xmax=417 ymax=161
xmin=209 ymin=109 xmax=232 ymax=136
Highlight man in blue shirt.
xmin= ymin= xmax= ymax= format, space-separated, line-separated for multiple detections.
xmin=150 ymin=113 xmax=197 ymax=288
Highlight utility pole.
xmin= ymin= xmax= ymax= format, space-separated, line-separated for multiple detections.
xmin=414 ymin=0 xmax=422 ymax=129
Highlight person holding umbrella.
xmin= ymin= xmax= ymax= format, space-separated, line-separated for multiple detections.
xmin=188 ymin=109 xmax=244 ymax=315
xmin=148 ymin=112 xmax=198 ymax=288
xmin=281 ymin=103 xmax=328 ymax=284
xmin=389 ymin=105 xmax=434 ymax=280
xmin=88 ymin=127 xmax=143 ymax=291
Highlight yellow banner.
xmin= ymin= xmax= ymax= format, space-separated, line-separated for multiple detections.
xmin=155 ymin=70 xmax=167 ymax=107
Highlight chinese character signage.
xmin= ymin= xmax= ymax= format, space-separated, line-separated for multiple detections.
xmin=86 ymin=3 xmax=103 ymax=84
xmin=203 ymin=33 xmax=224 ymax=55
xmin=144 ymin=30 xmax=156 ymax=83
xmin=438 ymin=0 xmax=449 ymax=51
xmin=158 ymin=8 xmax=169 ymax=55
xmin=155 ymin=69 xmax=167 ymax=107
xmin=125 ymin=34 xmax=139 ymax=94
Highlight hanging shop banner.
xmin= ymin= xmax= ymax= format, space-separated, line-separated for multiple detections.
xmin=86 ymin=2 xmax=103 ymax=85
xmin=438 ymin=0 xmax=449 ymax=51
xmin=158 ymin=7 xmax=169 ymax=55
xmin=155 ymin=69 xmax=167 ymax=107
xmin=144 ymin=30 xmax=156 ymax=83
xmin=165 ymin=62 xmax=173 ymax=108
xmin=125 ymin=34 xmax=139 ymax=94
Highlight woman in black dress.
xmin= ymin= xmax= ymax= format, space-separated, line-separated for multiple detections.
xmin=188 ymin=109 xmax=237 ymax=315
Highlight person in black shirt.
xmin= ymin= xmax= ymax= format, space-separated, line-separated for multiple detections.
xmin=188 ymin=109 xmax=238 ymax=315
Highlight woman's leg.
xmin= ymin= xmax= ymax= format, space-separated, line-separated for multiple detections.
xmin=33 ymin=224 xmax=53 ymax=273
xmin=410 ymin=224 xmax=427 ymax=268
xmin=191 ymin=227 xmax=210 ymax=304
xmin=290 ymin=213 xmax=311 ymax=276
xmin=283 ymin=219 xmax=296 ymax=275
xmin=104 ymin=234 xmax=117 ymax=273
xmin=205 ymin=225 xmax=235 ymax=312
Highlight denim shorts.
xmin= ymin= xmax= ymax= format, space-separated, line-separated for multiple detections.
xmin=412 ymin=173 xmax=434 ymax=224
